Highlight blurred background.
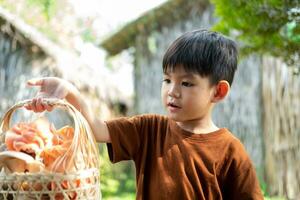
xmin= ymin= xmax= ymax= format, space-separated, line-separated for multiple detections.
xmin=0 ymin=0 xmax=299 ymax=199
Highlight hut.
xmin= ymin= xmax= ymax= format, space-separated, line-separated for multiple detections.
xmin=0 ymin=6 xmax=59 ymax=115
xmin=100 ymin=0 xmax=300 ymax=198
xmin=0 ymin=6 xmax=122 ymax=125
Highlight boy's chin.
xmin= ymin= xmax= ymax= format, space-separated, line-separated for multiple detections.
xmin=166 ymin=113 xmax=184 ymax=122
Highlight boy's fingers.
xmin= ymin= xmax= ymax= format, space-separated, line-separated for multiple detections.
xmin=25 ymin=97 xmax=54 ymax=112
xmin=27 ymin=78 xmax=44 ymax=87
xmin=24 ymin=104 xmax=32 ymax=110
xmin=45 ymin=105 xmax=54 ymax=112
xmin=31 ymin=98 xmax=39 ymax=112
xmin=35 ymin=98 xmax=46 ymax=112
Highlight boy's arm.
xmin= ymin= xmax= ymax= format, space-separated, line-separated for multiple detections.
xmin=222 ymin=144 xmax=264 ymax=200
xmin=66 ymin=87 xmax=111 ymax=143
xmin=224 ymin=163 xmax=263 ymax=199
xmin=25 ymin=77 xmax=111 ymax=143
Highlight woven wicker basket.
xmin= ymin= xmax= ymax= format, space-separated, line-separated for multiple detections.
xmin=0 ymin=99 xmax=101 ymax=200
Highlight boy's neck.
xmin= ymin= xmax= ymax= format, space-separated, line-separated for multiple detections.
xmin=176 ymin=118 xmax=219 ymax=134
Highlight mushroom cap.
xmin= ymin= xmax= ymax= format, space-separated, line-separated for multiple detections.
xmin=0 ymin=151 xmax=44 ymax=173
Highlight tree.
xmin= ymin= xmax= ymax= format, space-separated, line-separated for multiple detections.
xmin=211 ymin=0 xmax=300 ymax=73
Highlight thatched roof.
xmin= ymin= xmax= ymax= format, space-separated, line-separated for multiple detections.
xmin=0 ymin=7 xmax=84 ymax=87
xmin=0 ymin=6 xmax=127 ymax=109
xmin=100 ymin=0 xmax=209 ymax=56
xmin=0 ymin=6 xmax=65 ymax=58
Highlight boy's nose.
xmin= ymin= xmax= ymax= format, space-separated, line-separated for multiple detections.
xmin=168 ymin=86 xmax=181 ymax=98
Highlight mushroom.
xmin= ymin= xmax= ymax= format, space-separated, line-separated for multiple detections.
xmin=0 ymin=151 xmax=44 ymax=173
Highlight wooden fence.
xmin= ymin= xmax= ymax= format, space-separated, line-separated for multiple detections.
xmin=262 ymin=57 xmax=300 ymax=199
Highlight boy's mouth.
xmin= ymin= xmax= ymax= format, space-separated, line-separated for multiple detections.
xmin=167 ymin=102 xmax=181 ymax=109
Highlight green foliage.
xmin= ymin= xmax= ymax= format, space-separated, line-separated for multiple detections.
xmin=210 ymin=0 xmax=300 ymax=69
xmin=264 ymin=197 xmax=285 ymax=200
xmin=27 ymin=0 xmax=57 ymax=20
xmin=259 ymin=177 xmax=286 ymax=199
xmin=99 ymin=144 xmax=136 ymax=199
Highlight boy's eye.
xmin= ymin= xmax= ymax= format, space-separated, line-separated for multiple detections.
xmin=163 ymin=79 xmax=171 ymax=83
xmin=182 ymin=82 xmax=193 ymax=87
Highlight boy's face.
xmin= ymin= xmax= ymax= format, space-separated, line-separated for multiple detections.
xmin=161 ymin=65 xmax=216 ymax=122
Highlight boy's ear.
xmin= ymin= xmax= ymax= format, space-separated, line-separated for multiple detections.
xmin=212 ymin=80 xmax=230 ymax=103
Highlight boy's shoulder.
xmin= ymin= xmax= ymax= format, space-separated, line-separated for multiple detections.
xmin=220 ymin=129 xmax=249 ymax=156
xmin=219 ymin=130 xmax=254 ymax=171
xmin=127 ymin=113 xmax=168 ymax=123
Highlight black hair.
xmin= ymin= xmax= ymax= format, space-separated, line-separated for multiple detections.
xmin=162 ymin=29 xmax=238 ymax=86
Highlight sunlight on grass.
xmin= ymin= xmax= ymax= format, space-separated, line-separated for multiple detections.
xmin=104 ymin=193 xmax=135 ymax=200
xmin=264 ymin=196 xmax=286 ymax=200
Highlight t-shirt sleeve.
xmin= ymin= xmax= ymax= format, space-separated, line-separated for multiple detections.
xmin=223 ymin=140 xmax=264 ymax=200
xmin=105 ymin=114 xmax=156 ymax=163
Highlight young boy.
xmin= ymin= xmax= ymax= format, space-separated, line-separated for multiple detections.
xmin=25 ymin=29 xmax=263 ymax=199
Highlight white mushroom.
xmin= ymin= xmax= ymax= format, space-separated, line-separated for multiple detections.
xmin=0 ymin=151 xmax=44 ymax=173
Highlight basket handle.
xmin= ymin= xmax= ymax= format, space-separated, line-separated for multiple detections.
xmin=0 ymin=98 xmax=79 ymax=133
xmin=0 ymin=98 xmax=100 ymax=171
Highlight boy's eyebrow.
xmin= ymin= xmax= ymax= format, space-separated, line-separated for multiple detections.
xmin=163 ymin=72 xmax=197 ymax=79
xmin=180 ymin=74 xmax=197 ymax=79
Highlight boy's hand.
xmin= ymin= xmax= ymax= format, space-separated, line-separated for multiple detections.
xmin=25 ymin=77 xmax=111 ymax=143
xmin=25 ymin=77 xmax=72 ymax=112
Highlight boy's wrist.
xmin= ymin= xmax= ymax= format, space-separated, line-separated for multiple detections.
xmin=65 ymin=84 xmax=83 ymax=110
xmin=65 ymin=84 xmax=102 ymax=142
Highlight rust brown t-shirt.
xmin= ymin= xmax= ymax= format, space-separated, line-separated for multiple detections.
xmin=106 ymin=114 xmax=263 ymax=200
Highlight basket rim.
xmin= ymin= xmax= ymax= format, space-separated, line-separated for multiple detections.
xmin=0 ymin=98 xmax=100 ymax=173
xmin=0 ymin=168 xmax=99 ymax=179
